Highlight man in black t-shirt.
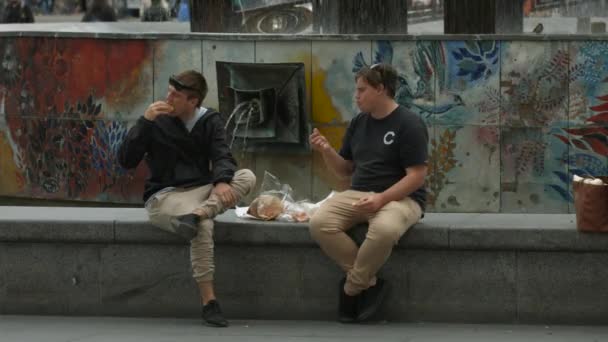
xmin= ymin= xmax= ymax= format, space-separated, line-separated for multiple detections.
xmin=309 ymin=63 xmax=429 ymax=323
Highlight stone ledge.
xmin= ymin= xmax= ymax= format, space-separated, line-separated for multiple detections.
xmin=3 ymin=206 xmax=608 ymax=323
xmin=0 ymin=24 xmax=606 ymax=41
xmin=0 ymin=206 xmax=604 ymax=251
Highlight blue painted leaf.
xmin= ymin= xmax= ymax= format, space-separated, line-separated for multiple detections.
xmin=458 ymin=59 xmax=478 ymax=72
xmin=352 ymin=52 xmax=367 ymax=73
xmin=471 ymin=65 xmax=487 ymax=81
xmin=485 ymin=45 xmax=499 ymax=59
xmin=553 ymin=171 xmax=570 ymax=184
xmin=548 ymin=184 xmax=574 ymax=202
xmin=374 ymin=40 xmax=393 ymax=64
xmin=479 ymin=41 xmax=496 ymax=54
xmin=457 ymin=69 xmax=469 ymax=77
xmin=458 ymin=48 xmax=474 ymax=59
xmin=465 ymin=41 xmax=481 ymax=55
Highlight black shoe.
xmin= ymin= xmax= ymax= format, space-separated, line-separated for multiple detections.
xmin=338 ymin=278 xmax=359 ymax=323
xmin=202 ymin=300 xmax=229 ymax=327
xmin=356 ymin=278 xmax=389 ymax=322
xmin=170 ymin=213 xmax=199 ymax=240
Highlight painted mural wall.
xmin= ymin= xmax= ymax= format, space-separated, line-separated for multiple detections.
xmin=0 ymin=36 xmax=607 ymax=213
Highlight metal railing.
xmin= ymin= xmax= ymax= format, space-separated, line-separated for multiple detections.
xmin=531 ymin=0 xmax=607 ymax=16
xmin=408 ymin=0 xmax=444 ymax=24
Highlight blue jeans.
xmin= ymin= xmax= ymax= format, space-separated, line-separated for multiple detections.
xmin=38 ymin=0 xmax=53 ymax=14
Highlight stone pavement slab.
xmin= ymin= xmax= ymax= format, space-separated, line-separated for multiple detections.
xmin=0 ymin=315 xmax=607 ymax=342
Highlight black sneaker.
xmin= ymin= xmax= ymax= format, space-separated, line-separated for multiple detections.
xmin=202 ymin=300 xmax=229 ymax=327
xmin=356 ymin=278 xmax=389 ymax=322
xmin=338 ymin=277 xmax=359 ymax=323
xmin=170 ymin=213 xmax=199 ymax=240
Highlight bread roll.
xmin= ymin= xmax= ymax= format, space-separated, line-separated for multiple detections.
xmin=247 ymin=194 xmax=283 ymax=220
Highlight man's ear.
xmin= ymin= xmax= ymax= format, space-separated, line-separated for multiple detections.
xmin=188 ymin=96 xmax=199 ymax=107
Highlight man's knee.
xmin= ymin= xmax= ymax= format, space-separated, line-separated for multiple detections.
xmin=309 ymin=213 xmax=325 ymax=239
xmin=234 ymin=168 xmax=256 ymax=193
xmin=309 ymin=211 xmax=344 ymax=240
xmin=236 ymin=168 xmax=256 ymax=182
xmin=367 ymin=221 xmax=402 ymax=245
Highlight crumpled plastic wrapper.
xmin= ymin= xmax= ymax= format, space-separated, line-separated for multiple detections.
xmin=234 ymin=171 xmax=336 ymax=222
xmin=236 ymin=190 xmax=335 ymax=223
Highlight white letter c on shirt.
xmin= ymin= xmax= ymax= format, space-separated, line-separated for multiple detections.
xmin=383 ymin=131 xmax=395 ymax=145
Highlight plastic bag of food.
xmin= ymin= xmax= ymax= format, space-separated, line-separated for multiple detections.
xmin=243 ymin=172 xmax=336 ymax=222
xmin=246 ymin=171 xmax=293 ymax=220
xmin=282 ymin=201 xmax=310 ymax=222
xmin=279 ymin=191 xmax=336 ymax=222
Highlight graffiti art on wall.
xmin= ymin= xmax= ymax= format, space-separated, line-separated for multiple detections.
xmin=0 ymin=36 xmax=607 ymax=212
xmin=499 ymin=41 xmax=570 ymax=212
xmin=550 ymin=41 xmax=608 ymax=206
xmin=0 ymin=37 xmax=152 ymax=202
xmin=353 ymin=40 xmax=489 ymax=123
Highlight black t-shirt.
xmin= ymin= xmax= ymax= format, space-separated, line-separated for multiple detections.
xmin=339 ymin=105 xmax=429 ymax=211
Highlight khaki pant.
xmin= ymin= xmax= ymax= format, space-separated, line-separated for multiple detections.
xmin=309 ymin=190 xmax=422 ymax=295
xmin=146 ymin=169 xmax=256 ymax=282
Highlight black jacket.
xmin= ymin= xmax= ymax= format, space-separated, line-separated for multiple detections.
xmin=118 ymin=110 xmax=237 ymax=202
xmin=2 ymin=3 xmax=34 ymax=23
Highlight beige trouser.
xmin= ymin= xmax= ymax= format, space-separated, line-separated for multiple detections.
xmin=146 ymin=169 xmax=256 ymax=282
xmin=309 ymin=190 xmax=422 ymax=295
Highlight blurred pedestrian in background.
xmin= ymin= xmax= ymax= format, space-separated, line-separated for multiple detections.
xmin=2 ymin=0 xmax=34 ymax=23
xmin=142 ymin=0 xmax=169 ymax=21
xmin=81 ymin=0 xmax=116 ymax=21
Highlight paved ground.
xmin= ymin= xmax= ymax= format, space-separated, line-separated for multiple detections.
xmin=35 ymin=13 xmax=142 ymax=23
xmin=1 ymin=316 xmax=608 ymax=342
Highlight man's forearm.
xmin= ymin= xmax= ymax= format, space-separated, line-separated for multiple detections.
xmin=321 ymin=149 xmax=353 ymax=179
xmin=380 ymin=171 xmax=426 ymax=204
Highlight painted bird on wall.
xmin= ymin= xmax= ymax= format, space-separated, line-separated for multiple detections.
xmin=533 ymin=23 xmax=544 ymax=34
xmin=352 ymin=40 xmax=465 ymax=118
